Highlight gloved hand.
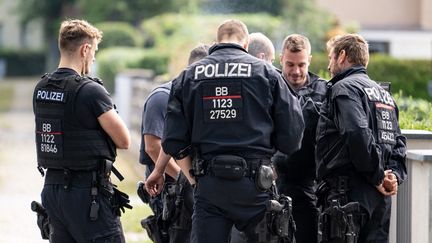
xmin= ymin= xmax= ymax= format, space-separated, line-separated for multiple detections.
xmin=137 ymin=181 xmax=151 ymax=204
xmin=111 ymin=186 xmax=133 ymax=216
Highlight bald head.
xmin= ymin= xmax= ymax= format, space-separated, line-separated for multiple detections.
xmin=248 ymin=32 xmax=275 ymax=63
xmin=216 ymin=19 xmax=249 ymax=47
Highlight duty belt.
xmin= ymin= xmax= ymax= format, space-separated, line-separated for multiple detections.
xmin=206 ymin=157 xmax=271 ymax=178
xmin=44 ymin=169 xmax=95 ymax=188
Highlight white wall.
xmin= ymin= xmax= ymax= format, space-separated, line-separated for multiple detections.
xmin=361 ymin=30 xmax=432 ymax=59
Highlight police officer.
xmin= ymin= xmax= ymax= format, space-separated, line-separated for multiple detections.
xmin=272 ymin=34 xmax=327 ymax=243
xmin=160 ymin=19 xmax=304 ymax=243
xmin=140 ymin=44 xmax=210 ymax=243
xmin=248 ymin=32 xmax=275 ymax=63
xmin=33 ymin=19 xmax=131 ymax=242
xmin=315 ymin=33 xmax=406 ymax=243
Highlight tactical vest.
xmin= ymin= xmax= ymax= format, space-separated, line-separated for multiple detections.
xmin=33 ymin=73 xmax=116 ymax=170
xmin=139 ymin=83 xmax=171 ymax=165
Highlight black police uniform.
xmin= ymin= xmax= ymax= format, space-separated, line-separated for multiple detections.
xmin=139 ymin=82 xmax=193 ymax=243
xmin=315 ymin=66 xmax=407 ymax=243
xmin=33 ymin=68 xmax=125 ymax=243
xmin=272 ymin=72 xmax=327 ymax=243
xmin=162 ymin=43 xmax=304 ymax=243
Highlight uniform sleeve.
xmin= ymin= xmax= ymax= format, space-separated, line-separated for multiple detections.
xmin=333 ymin=94 xmax=384 ymax=186
xmin=162 ymin=72 xmax=191 ymax=159
xmin=271 ymin=73 xmax=304 ymax=156
xmin=80 ymin=82 xmax=113 ymax=117
xmin=142 ymin=92 xmax=169 ymax=139
xmin=385 ymin=106 xmax=407 ymax=184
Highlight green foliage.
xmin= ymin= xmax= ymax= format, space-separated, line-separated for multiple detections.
xmin=199 ymin=0 xmax=284 ymax=15
xmin=0 ymin=49 xmax=46 ymax=76
xmin=309 ymin=53 xmax=432 ymax=101
xmin=95 ymin=22 xmax=142 ymax=49
xmin=121 ymin=203 xmax=152 ymax=233
xmin=280 ymin=0 xmax=334 ymax=52
xmin=140 ymin=13 xmax=283 ymax=75
xmin=79 ymin=0 xmax=192 ymax=24
xmin=96 ymin=47 xmax=169 ymax=92
xmin=394 ymin=92 xmax=432 ymax=131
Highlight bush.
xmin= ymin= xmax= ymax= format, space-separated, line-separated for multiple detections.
xmin=95 ymin=22 xmax=142 ymax=49
xmin=140 ymin=13 xmax=283 ymax=75
xmin=394 ymin=92 xmax=432 ymax=131
xmin=309 ymin=53 xmax=432 ymax=101
xmin=0 ymin=49 xmax=45 ymax=76
xmin=96 ymin=47 xmax=169 ymax=93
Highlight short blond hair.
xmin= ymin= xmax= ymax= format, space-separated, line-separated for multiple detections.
xmin=58 ymin=19 xmax=103 ymax=53
xmin=327 ymin=33 xmax=369 ymax=67
xmin=216 ymin=19 xmax=249 ymax=44
xmin=281 ymin=34 xmax=311 ymax=55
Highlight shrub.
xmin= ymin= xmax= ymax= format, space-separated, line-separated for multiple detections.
xmin=394 ymin=92 xmax=432 ymax=131
xmin=96 ymin=47 xmax=169 ymax=93
xmin=0 ymin=49 xmax=45 ymax=76
xmin=95 ymin=22 xmax=142 ymax=49
xmin=140 ymin=13 xmax=283 ymax=75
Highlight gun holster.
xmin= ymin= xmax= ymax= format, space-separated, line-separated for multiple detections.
xmin=266 ymin=195 xmax=296 ymax=243
xmin=141 ymin=215 xmax=169 ymax=243
xmin=319 ymin=199 xmax=361 ymax=243
xmin=31 ymin=201 xmax=50 ymax=240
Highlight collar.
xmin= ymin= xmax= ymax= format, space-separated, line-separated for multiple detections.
xmin=329 ymin=66 xmax=367 ymax=85
xmin=209 ymin=43 xmax=248 ymax=55
xmin=55 ymin=68 xmax=80 ymax=76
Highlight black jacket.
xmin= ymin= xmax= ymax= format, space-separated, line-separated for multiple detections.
xmin=162 ymin=43 xmax=304 ymax=160
xmin=315 ymin=66 xmax=407 ymax=213
xmin=273 ymin=72 xmax=327 ymax=182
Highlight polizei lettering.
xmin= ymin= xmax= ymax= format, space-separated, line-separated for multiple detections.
xmin=194 ymin=63 xmax=252 ymax=80
xmin=36 ymin=89 xmax=66 ymax=103
xmin=363 ymin=87 xmax=395 ymax=107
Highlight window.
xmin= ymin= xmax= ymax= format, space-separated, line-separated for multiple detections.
xmin=368 ymin=41 xmax=390 ymax=54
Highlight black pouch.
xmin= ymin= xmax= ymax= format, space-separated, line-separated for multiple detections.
xmin=210 ymin=155 xmax=247 ymax=180
xmin=255 ymin=164 xmax=274 ymax=191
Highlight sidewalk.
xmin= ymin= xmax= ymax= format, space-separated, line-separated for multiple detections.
xmin=0 ymin=79 xmax=45 ymax=242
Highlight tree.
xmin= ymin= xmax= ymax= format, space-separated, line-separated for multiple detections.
xmin=17 ymin=0 xmax=79 ymax=71
xmin=199 ymin=0 xmax=283 ymax=15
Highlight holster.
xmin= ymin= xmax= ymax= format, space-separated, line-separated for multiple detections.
xmin=141 ymin=215 xmax=169 ymax=243
xmin=31 ymin=201 xmax=50 ymax=240
xmin=267 ymin=195 xmax=296 ymax=242
xmin=319 ymin=199 xmax=361 ymax=243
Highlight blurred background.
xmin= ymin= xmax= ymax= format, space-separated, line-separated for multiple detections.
xmin=0 ymin=0 xmax=431 ymax=242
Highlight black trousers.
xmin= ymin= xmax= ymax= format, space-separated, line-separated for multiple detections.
xmin=42 ymin=171 xmax=125 ymax=243
xmin=191 ymin=175 xmax=269 ymax=243
xmin=277 ymin=179 xmax=319 ymax=243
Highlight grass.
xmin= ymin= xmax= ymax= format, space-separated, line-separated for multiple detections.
xmin=0 ymin=82 xmax=14 ymax=112
xmin=112 ymin=149 xmax=153 ymax=243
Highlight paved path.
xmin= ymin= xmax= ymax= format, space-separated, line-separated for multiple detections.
xmin=0 ymin=79 xmax=46 ymax=243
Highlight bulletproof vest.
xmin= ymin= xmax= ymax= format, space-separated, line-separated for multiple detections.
xmin=139 ymin=83 xmax=171 ymax=165
xmin=33 ymin=73 xmax=116 ymax=170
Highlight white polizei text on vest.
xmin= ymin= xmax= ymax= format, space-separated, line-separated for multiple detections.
xmin=36 ymin=90 xmax=65 ymax=102
xmin=194 ymin=63 xmax=252 ymax=79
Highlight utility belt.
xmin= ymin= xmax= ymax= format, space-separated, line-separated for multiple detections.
xmin=191 ymin=154 xmax=273 ymax=191
xmin=38 ymin=160 xmax=131 ymax=223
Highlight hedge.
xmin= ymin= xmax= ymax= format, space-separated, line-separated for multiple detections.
xmin=309 ymin=53 xmax=432 ymax=101
xmin=96 ymin=47 xmax=169 ymax=92
xmin=0 ymin=49 xmax=45 ymax=76
xmin=95 ymin=22 xmax=142 ymax=49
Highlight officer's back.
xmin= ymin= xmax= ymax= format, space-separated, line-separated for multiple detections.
xmin=162 ymin=19 xmax=304 ymax=243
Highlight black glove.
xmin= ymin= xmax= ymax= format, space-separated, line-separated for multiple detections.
xmin=111 ymin=186 xmax=133 ymax=216
xmin=137 ymin=181 xmax=151 ymax=204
